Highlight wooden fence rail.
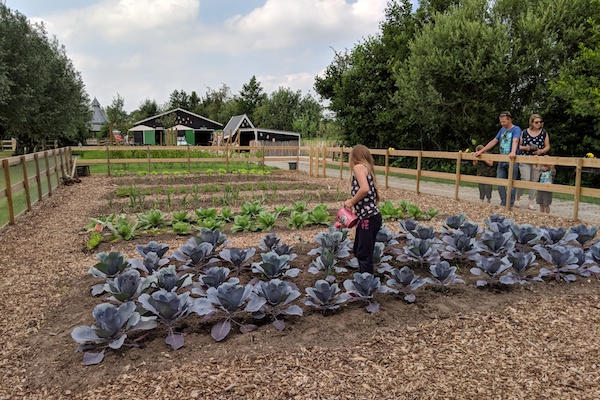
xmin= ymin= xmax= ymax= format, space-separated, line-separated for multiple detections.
xmin=301 ymin=145 xmax=600 ymax=222
xmin=1 ymin=147 xmax=72 ymax=227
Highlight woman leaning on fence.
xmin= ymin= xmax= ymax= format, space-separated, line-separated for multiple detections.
xmin=516 ymin=114 xmax=550 ymax=210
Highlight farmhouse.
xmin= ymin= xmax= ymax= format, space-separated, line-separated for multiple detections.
xmin=222 ymin=114 xmax=300 ymax=146
xmin=129 ymin=108 xmax=223 ymax=145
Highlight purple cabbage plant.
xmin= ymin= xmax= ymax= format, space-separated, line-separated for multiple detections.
xmin=428 ymin=261 xmax=464 ymax=286
xmin=219 ymin=247 xmax=256 ymax=274
xmin=259 ymin=233 xmax=282 ymax=252
xmin=246 ymin=279 xmax=303 ymax=331
xmin=398 ymin=219 xmax=420 ymax=239
xmin=376 ymin=226 xmax=400 ymax=249
xmin=251 ymin=251 xmax=300 ymax=279
xmin=509 ymin=224 xmax=541 ymax=246
xmin=271 ymin=243 xmax=298 ymax=261
xmin=195 ymin=228 xmax=228 ymax=253
xmin=192 ymin=266 xmax=239 ymax=296
xmin=308 ymin=248 xmax=348 ymax=282
xmin=129 ymin=251 xmax=169 ymax=274
xmin=89 ymin=252 xmax=132 ymax=296
xmin=470 ymin=256 xmax=512 ymax=287
xmin=304 ymin=280 xmax=349 ymax=312
xmin=395 ymin=238 xmax=441 ymax=267
xmin=533 ymin=245 xmax=580 ymax=282
xmin=342 ymin=272 xmax=393 ymax=313
xmin=193 ymin=282 xmax=257 ymax=341
xmin=71 ymin=302 xmax=157 ymax=365
xmin=585 ymin=242 xmax=600 ymax=271
xmin=568 ymin=225 xmax=599 ymax=247
xmin=138 ymin=290 xmax=195 ymax=350
xmin=173 ymin=238 xmax=218 ymax=271
xmin=407 ymin=225 xmax=438 ymax=241
xmin=135 ymin=241 xmax=169 ymax=258
xmin=478 ymin=231 xmax=515 ymax=257
xmin=385 ymin=266 xmax=427 ymax=303
xmin=458 ymin=222 xmax=481 ymax=239
xmin=499 ymin=251 xmax=538 ymax=285
xmin=539 ymin=227 xmax=578 ymax=246
xmin=442 ymin=213 xmax=467 ymax=232
xmin=104 ymin=269 xmax=142 ymax=302
xmin=441 ymin=232 xmax=480 ymax=261
xmin=140 ymin=265 xmax=193 ymax=293
xmin=308 ymin=226 xmax=352 ymax=258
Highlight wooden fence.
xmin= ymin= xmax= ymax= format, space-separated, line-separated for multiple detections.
xmin=75 ymin=145 xmax=301 ymax=175
xmin=304 ymin=146 xmax=600 ymax=221
xmin=1 ymin=139 xmax=16 ymax=151
xmin=1 ymin=147 xmax=73 ymax=227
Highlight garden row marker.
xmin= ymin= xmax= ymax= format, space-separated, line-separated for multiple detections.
xmin=106 ymin=143 xmax=111 ymax=177
xmin=3 ymin=159 xmax=14 ymax=224
xmin=187 ymin=145 xmax=191 ymax=174
xmin=506 ymin=158 xmax=515 ymax=211
xmin=309 ymin=147 xmax=313 ymax=176
xmin=385 ymin=149 xmax=389 ymax=189
xmin=146 ymin=146 xmax=151 ymax=173
xmin=454 ymin=150 xmax=462 ymax=201
xmin=416 ymin=151 xmax=422 ymax=194
xmin=34 ymin=153 xmax=42 ymax=202
xmin=44 ymin=151 xmax=52 ymax=196
xmin=573 ymin=158 xmax=583 ymax=221
xmin=21 ymin=155 xmax=31 ymax=212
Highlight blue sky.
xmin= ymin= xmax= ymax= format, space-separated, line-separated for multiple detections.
xmin=8 ymin=0 xmax=390 ymax=113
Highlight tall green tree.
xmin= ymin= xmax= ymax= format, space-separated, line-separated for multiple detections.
xmin=131 ymin=99 xmax=158 ymax=122
xmin=106 ymin=94 xmax=129 ymax=135
xmin=237 ymin=75 xmax=267 ymax=120
xmin=0 ymin=4 xmax=90 ymax=153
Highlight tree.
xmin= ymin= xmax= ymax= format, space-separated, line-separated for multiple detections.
xmin=106 ymin=94 xmax=129 ymax=136
xmin=189 ymin=91 xmax=200 ymax=111
xmin=238 ymin=76 xmax=267 ymax=120
xmin=131 ymin=99 xmax=158 ymax=122
xmin=168 ymin=89 xmax=190 ymax=110
xmin=0 ymin=4 xmax=90 ymax=153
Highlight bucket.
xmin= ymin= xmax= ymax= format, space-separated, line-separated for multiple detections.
xmin=288 ymin=162 xmax=297 ymax=170
xmin=335 ymin=207 xmax=358 ymax=229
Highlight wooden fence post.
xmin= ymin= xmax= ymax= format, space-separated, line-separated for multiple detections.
xmin=340 ymin=147 xmax=344 ymax=181
xmin=262 ymin=145 xmax=265 ymax=171
xmin=187 ymin=145 xmax=191 ymax=174
xmin=506 ymin=157 xmax=515 ymax=211
xmin=53 ymin=149 xmax=61 ymax=184
xmin=34 ymin=153 xmax=42 ymax=202
xmin=3 ymin=159 xmax=14 ymax=224
xmin=146 ymin=145 xmax=151 ymax=173
xmin=62 ymin=148 xmax=69 ymax=175
xmin=322 ymin=147 xmax=326 ymax=178
xmin=416 ymin=151 xmax=422 ymax=194
xmin=296 ymin=145 xmax=300 ymax=174
xmin=225 ymin=143 xmax=230 ymax=172
xmin=44 ymin=151 xmax=52 ymax=196
xmin=309 ymin=147 xmax=313 ymax=176
xmin=385 ymin=149 xmax=390 ymax=189
xmin=454 ymin=151 xmax=462 ymax=200
xmin=316 ymin=147 xmax=319 ymax=178
xmin=106 ymin=143 xmax=111 ymax=177
xmin=573 ymin=158 xmax=583 ymax=221
xmin=20 ymin=155 xmax=31 ymax=211
xmin=69 ymin=147 xmax=73 ymax=172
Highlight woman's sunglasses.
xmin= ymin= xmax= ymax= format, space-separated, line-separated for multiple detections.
xmin=534 ymin=120 xmax=543 ymax=124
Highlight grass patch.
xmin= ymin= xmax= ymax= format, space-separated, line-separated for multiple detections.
xmin=87 ymin=161 xmax=274 ymax=175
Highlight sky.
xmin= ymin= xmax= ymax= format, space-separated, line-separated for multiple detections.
xmin=8 ymin=0 xmax=391 ymax=112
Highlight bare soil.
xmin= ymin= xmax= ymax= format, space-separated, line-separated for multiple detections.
xmin=1 ymin=172 xmax=599 ymax=399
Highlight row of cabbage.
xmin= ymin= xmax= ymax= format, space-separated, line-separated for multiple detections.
xmin=72 ymin=215 xmax=600 ymax=365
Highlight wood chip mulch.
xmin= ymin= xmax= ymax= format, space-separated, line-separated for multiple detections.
xmin=0 ymin=172 xmax=599 ymax=399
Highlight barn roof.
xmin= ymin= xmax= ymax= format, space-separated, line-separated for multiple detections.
xmin=133 ymin=108 xmax=223 ymax=128
xmin=223 ymin=114 xmax=255 ymax=138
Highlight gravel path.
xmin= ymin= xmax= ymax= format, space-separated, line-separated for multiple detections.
xmin=267 ymin=158 xmax=600 ymax=223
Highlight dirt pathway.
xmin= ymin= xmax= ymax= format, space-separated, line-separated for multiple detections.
xmin=267 ymin=158 xmax=600 ymax=223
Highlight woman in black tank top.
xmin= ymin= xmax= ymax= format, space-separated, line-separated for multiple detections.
xmin=343 ymin=145 xmax=382 ymax=274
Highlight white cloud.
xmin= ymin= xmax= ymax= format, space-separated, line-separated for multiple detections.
xmin=31 ymin=0 xmax=387 ymax=111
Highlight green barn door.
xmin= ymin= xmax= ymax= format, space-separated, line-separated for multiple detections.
xmin=143 ymin=130 xmax=156 ymax=145
xmin=185 ymin=130 xmax=195 ymax=145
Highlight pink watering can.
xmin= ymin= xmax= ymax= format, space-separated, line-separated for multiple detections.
xmin=335 ymin=207 xmax=358 ymax=229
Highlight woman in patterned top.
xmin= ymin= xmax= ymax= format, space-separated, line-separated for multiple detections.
xmin=343 ymin=145 xmax=382 ymax=274
xmin=516 ymin=114 xmax=551 ymax=210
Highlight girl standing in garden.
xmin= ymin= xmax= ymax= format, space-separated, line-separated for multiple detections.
xmin=344 ymin=145 xmax=382 ymax=274
xmin=516 ymin=114 xmax=550 ymax=210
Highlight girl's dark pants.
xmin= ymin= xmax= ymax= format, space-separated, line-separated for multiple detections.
xmin=353 ymin=213 xmax=382 ymax=274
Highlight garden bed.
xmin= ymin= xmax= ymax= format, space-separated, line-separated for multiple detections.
xmin=1 ymin=173 xmax=600 ymax=399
